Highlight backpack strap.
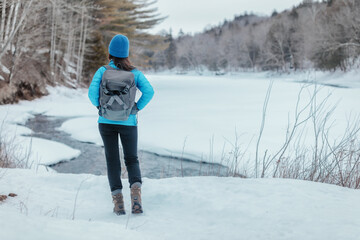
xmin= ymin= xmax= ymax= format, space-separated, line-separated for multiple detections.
xmin=101 ymin=65 xmax=113 ymax=96
xmin=103 ymin=94 xmax=128 ymax=109
xmin=103 ymin=65 xmax=113 ymax=70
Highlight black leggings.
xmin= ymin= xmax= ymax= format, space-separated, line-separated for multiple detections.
xmin=98 ymin=123 xmax=142 ymax=192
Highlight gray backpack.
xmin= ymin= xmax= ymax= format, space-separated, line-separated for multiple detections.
xmin=98 ymin=65 xmax=137 ymax=121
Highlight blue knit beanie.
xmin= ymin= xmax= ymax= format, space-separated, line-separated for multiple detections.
xmin=108 ymin=34 xmax=129 ymax=58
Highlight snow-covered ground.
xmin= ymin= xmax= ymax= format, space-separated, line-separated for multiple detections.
xmin=1 ymin=168 xmax=360 ymax=240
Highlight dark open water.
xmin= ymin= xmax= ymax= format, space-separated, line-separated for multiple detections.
xmin=23 ymin=115 xmax=228 ymax=179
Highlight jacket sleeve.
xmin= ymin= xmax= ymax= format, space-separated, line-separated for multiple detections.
xmin=88 ymin=67 xmax=106 ymax=107
xmin=135 ymin=70 xmax=154 ymax=110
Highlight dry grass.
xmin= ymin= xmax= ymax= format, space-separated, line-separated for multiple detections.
xmin=0 ymin=120 xmax=32 ymax=170
xmin=272 ymin=138 xmax=360 ymax=189
xmin=219 ymin=84 xmax=360 ymax=189
xmin=0 ymin=136 xmax=30 ymax=169
xmin=0 ymin=135 xmax=15 ymax=168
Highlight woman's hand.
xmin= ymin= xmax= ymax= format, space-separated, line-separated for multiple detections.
xmin=130 ymin=103 xmax=139 ymax=114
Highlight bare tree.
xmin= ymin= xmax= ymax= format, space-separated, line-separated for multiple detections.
xmin=156 ymin=1 xmax=359 ymax=72
xmin=311 ymin=0 xmax=360 ymax=70
xmin=0 ymin=0 xmax=34 ymax=61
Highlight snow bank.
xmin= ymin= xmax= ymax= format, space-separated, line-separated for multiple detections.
xmin=0 ymin=87 xmax=85 ymax=167
xmin=286 ymin=69 xmax=360 ymax=88
xmin=0 ymin=169 xmax=359 ymax=240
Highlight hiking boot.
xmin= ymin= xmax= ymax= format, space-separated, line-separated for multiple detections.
xmin=130 ymin=183 xmax=143 ymax=214
xmin=112 ymin=193 xmax=126 ymax=215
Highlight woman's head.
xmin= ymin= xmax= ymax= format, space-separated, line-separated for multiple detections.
xmin=108 ymin=34 xmax=135 ymax=71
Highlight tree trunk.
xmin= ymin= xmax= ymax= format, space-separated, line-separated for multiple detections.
xmin=0 ymin=0 xmax=7 ymax=47
xmin=4 ymin=1 xmax=14 ymax=43
xmin=49 ymin=0 xmax=57 ymax=80
xmin=76 ymin=6 xmax=85 ymax=83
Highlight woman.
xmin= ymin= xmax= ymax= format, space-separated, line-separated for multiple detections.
xmin=88 ymin=34 xmax=154 ymax=215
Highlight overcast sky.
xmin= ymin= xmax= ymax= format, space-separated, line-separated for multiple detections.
xmin=147 ymin=0 xmax=305 ymax=36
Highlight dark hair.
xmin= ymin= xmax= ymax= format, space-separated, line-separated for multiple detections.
xmin=109 ymin=54 xmax=136 ymax=71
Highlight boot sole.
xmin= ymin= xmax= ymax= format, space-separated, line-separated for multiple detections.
xmin=132 ymin=202 xmax=143 ymax=214
xmin=132 ymin=210 xmax=143 ymax=214
xmin=114 ymin=210 xmax=126 ymax=215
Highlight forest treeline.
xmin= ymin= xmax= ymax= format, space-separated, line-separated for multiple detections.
xmin=0 ymin=0 xmax=164 ymax=104
xmin=0 ymin=0 xmax=359 ymax=104
xmin=153 ymin=0 xmax=360 ymax=73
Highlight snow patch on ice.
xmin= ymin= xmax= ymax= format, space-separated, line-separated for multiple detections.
xmin=58 ymin=117 xmax=102 ymax=145
xmin=19 ymin=136 xmax=81 ymax=166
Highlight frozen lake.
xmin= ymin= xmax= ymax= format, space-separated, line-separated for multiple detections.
xmin=64 ymin=73 xmax=360 ymax=161
xmin=0 ymin=71 xmax=359 ymax=175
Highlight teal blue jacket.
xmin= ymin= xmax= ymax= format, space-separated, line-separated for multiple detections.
xmin=88 ymin=60 xmax=154 ymax=126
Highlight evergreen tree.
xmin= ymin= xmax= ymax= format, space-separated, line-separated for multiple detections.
xmin=87 ymin=0 xmax=165 ymax=70
xmin=164 ymin=30 xmax=177 ymax=69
